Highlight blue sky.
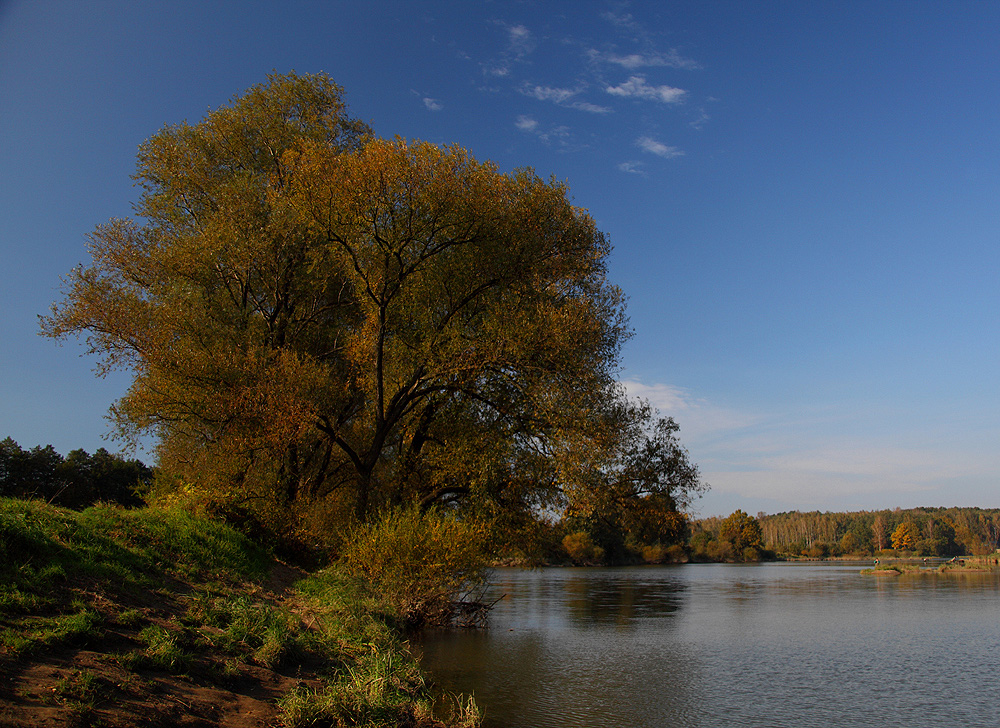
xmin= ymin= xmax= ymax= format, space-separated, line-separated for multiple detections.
xmin=2 ymin=1 xmax=998 ymax=517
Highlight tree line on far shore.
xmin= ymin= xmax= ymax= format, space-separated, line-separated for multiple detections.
xmin=0 ymin=437 xmax=151 ymax=509
xmin=693 ymin=506 xmax=1000 ymax=561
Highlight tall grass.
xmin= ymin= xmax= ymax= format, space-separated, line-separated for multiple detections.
xmin=281 ymin=567 xmax=482 ymax=727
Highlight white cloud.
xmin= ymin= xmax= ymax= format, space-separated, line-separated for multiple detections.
xmin=636 ymin=136 xmax=683 ymax=158
xmin=607 ymin=75 xmax=686 ymax=103
xmin=623 ymin=380 xmax=694 ymax=412
xmin=618 ymin=161 xmax=645 ymax=174
xmin=522 ymin=84 xmax=578 ymax=103
xmin=570 ymin=101 xmax=612 ymax=114
xmin=515 ymin=115 xmax=571 ymax=146
xmin=515 ymin=115 xmax=538 ymax=132
xmin=621 ymin=380 xmax=757 ymax=438
xmin=539 ymin=125 xmax=572 ymax=145
xmin=596 ymin=10 xmax=700 ymax=69
xmin=689 ymin=108 xmax=710 ymax=130
xmin=700 ymin=440 xmax=998 ymax=514
xmin=507 ymin=24 xmax=533 ymax=52
xmin=606 ymin=53 xmax=653 ymax=69
xmin=500 ymin=22 xmax=534 ymax=61
xmin=520 ymin=84 xmax=611 ymax=114
xmin=481 ymin=22 xmax=535 ymax=79
xmin=601 ymin=10 xmax=642 ymax=33
xmin=423 ymin=97 xmax=443 ymax=111
xmin=603 ymin=50 xmax=700 ymax=71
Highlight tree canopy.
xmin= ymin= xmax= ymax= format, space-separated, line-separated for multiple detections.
xmin=42 ymin=73 xmax=703 ymax=545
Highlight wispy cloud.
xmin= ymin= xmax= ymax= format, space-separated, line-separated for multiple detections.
xmin=624 ymin=378 xmax=1000 ymax=516
xmin=621 ymin=380 xmax=757 ymax=438
xmin=623 ymin=51 xmax=699 ymax=70
xmin=617 ymin=161 xmax=645 ymax=175
xmin=522 ymin=84 xmax=579 ymax=103
xmin=473 ymin=12 xmax=705 ymax=157
xmin=520 ymin=84 xmax=612 ymax=114
xmin=514 ymin=115 xmax=571 ymax=146
xmin=506 ymin=23 xmax=534 ymax=56
xmin=601 ymin=9 xmax=643 ymax=34
xmin=593 ymin=50 xmax=700 ymax=71
xmin=689 ymin=107 xmax=710 ymax=130
xmin=623 ymin=380 xmax=696 ymax=412
xmin=597 ymin=9 xmax=700 ymax=68
xmin=700 ymin=438 xmax=1000 ymax=515
xmin=571 ymin=101 xmax=612 ymax=114
xmin=422 ymin=97 xmax=443 ymax=111
xmin=607 ymin=75 xmax=686 ymax=103
xmin=515 ymin=115 xmax=539 ymax=132
xmin=636 ymin=136 xmax=683 ymax=158
xmin=483 ymin=22 xmax=536 ymax=77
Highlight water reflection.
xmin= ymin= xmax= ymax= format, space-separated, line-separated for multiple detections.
xmin=418 ymin=564 xmax=1000 ymax=728
xmin=558 ymin=567 xmax=686 ymax=626
xmin=420 ymin=567 xmax=697 ymax=727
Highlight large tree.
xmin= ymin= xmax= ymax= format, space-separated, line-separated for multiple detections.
xmin=42 ymin=72 xmax=701 ymax=536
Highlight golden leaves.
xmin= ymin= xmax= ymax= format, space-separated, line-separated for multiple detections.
xmin=43 ymin=72 xmax=689 ymax=536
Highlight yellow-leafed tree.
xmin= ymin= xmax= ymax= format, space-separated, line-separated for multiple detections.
xmin=891 ymin=521 xmax=919 ymax=551
xmin=42 ymin=73 xmax=702 ymax=546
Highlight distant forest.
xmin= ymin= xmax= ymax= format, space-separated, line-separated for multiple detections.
xmin=694 ymin=506 xmax=1000 ymax=559
xmin=0 ymin=437 xmax=152 ymax=509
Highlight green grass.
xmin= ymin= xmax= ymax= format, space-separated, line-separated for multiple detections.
xmin=274 ymin=568 xmax=438 ymax=727
xmin=45 ymin=668 xmax=106 ymax=726
xmin=133 ymin=624 xmax=193 ymax=673
xmin=0 ymin=497 xmax=481 ymax=727
xmin=0 ymin=497 xmax=271 ymax=659
xmin=0 ymin=604 xmax=103 ymax=657
xmin=0 ymin=498 xmax=270 ymax=617
xmin=184 ymin=592 xmax=303 ymax=668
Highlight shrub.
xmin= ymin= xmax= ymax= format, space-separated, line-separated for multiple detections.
xmin=640 ymin=543 xmax=669 ymax=564
xmin=561 ymin=531 xmax=605 ymax=565
xmin=638 ymin=543 xmax=686 ymax=564
xmin=705 ymin=539 xmax=734 ymax=562
xmin=339 ymin=508 xmax=490 ymax=628
xmin=804 ymin=542 xmax=829 ymax=559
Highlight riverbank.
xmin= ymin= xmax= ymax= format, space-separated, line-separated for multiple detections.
xmin=0 ymin=498 xmax=479 ymax=728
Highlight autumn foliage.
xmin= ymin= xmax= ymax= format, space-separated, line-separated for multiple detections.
xmin=42 ymin=73 xmax=705 ymax=569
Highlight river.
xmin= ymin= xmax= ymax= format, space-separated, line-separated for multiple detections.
xmin=417 ymin=563 xmax=1000 ymax=727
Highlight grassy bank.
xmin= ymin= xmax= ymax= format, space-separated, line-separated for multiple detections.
xmin=0 ymin=497 xmax=479 ymax=728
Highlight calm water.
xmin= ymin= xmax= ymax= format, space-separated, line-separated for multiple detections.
xmin=417 ymin=563 xmax=1000 ymax=727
